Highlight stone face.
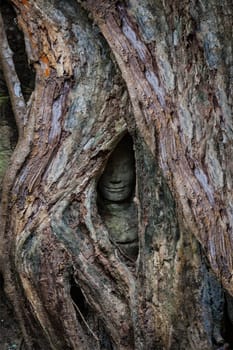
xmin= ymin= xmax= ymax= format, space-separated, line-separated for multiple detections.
xmin=98 ymin=135 xmax=135 ymax=202
xmin=98 ymin=135 xmax=138 ymax=259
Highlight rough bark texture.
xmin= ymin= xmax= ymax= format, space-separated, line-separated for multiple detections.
xmin=0 ymin=0 xmax=232 ymax=349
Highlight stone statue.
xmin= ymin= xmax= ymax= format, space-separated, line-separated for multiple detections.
xmin=98 ymin=135 xmax=138 ymax=260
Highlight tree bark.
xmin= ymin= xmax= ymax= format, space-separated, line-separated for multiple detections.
xmin=0 ymin=0 xmax=232 ymax=349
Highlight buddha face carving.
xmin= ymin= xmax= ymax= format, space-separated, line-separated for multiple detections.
xmin=98 ymin=135 xmax=138 ymax=261
xmin=98 ymin=136 xmax=135 ymax=202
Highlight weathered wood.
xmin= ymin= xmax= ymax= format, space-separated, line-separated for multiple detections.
xmin=79 ymin=0 xmax=233 ymax=293
xmin=0 ymin=0 xmax=232 ymax=349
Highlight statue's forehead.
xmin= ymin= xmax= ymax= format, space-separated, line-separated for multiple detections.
xmin=106 ymin=152 xmax=133 ymax=166
xmin=101 ymin=134 xmax=135 ymax=175
xmin=107 ymin=146 xmax=134 ymax=163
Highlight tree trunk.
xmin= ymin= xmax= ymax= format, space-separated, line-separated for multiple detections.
xmin=0 ymin=0 xmax=232 ymax=349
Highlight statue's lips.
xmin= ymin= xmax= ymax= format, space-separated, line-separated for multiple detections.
xmin=103 ymin=185 xmax=127 ymax=192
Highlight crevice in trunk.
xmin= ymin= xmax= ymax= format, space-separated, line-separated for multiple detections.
xmin=70 ymin=276 xmax=89 ymax=319
xmin=0 ymin=0 xmax=35 ymax=194
xmin=1 ymin=0 xmax=35 ymax=101
xmin=97 ymin=133 xmax=138 ymax=262
xmin=70 ymin=276 xmax=115 ymax=349
xmin=0 ymin=273 xmax=22 ymax=349
xmin=223 ymin=292 xmax=233 ymax=348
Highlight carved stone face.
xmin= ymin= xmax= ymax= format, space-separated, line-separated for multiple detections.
xmin=98 ymin=136 xmax=135 ymax=202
